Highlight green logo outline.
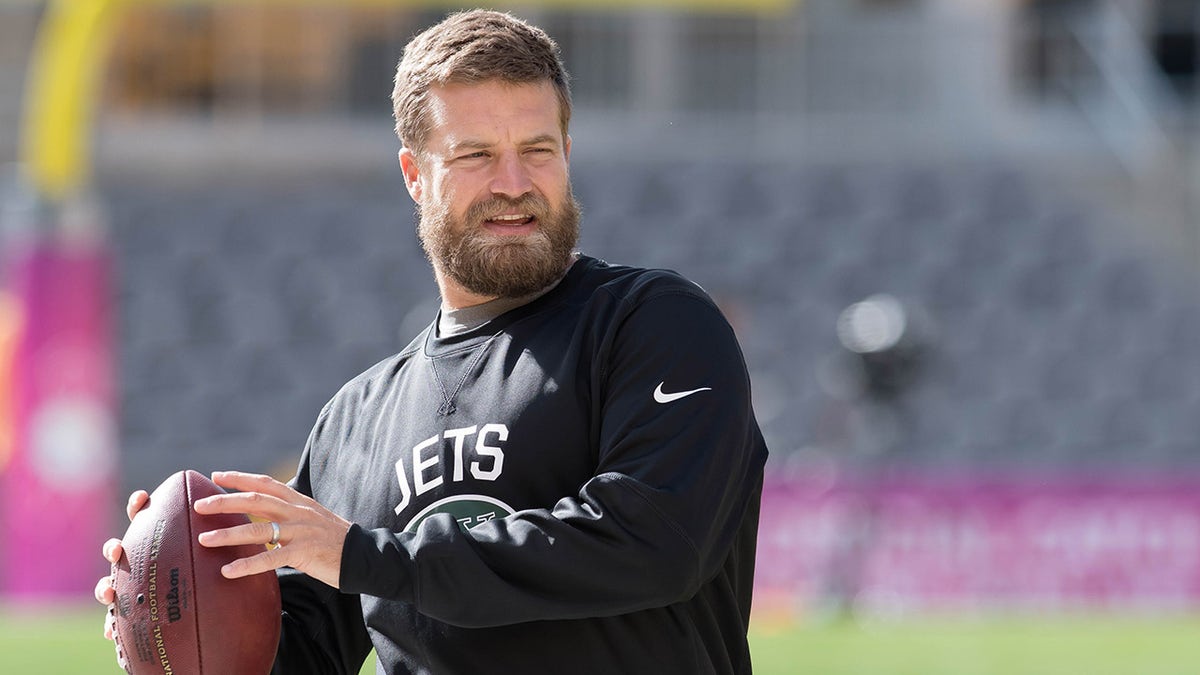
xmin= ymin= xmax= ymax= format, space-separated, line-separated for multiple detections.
xmin=402 ymin=494 xmax=517 ymax=533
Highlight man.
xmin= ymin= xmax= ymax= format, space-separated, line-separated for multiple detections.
xmin=97 ymin=9 xmax=768 ymax=674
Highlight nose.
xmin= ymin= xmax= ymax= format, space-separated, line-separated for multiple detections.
xmin=489 ymin=151 xmax=533 ymax=200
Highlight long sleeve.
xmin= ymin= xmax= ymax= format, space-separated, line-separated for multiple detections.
xmin=271 ymin=431 xmax=373 ymax=674
xmin=272 ymin=569 xmax=371 ymax=675
xmin=338 ymin=288 xmax=767 ymax=628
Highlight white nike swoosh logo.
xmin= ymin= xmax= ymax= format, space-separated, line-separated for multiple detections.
xmin=653 ymin=382 xmax=712 ymax=404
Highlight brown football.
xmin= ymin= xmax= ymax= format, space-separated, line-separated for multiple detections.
xmin=111 ymin=469 xmax=281 ymax=674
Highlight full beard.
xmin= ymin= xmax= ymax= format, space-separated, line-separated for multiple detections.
xmin=418 ymin=187 xmax=582 ymax=299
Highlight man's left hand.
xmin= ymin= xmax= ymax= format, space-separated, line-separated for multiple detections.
xmin=195 ymin=471 xmax=351 ymax=589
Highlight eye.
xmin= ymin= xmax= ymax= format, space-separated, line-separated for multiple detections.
xmin=459 ymin=151 xmax=488 ymax=160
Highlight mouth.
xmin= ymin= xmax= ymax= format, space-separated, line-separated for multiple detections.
xmin=483 ymin=213 xmax=538 ymax=235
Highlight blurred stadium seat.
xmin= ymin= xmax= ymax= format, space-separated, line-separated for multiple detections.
xmin=93 ymin=155 xmax=1200 ymax=489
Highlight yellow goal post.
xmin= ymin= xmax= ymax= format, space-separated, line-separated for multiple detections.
xmin=19 ymin=0 xmax=793 ymax=202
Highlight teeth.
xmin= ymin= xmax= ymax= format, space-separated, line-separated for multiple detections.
xmin=491 ymin=214 xmax=531 ymax=222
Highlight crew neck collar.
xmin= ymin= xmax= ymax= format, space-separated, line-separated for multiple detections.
xmin=435 ymin=253 xmax=585 ymax=338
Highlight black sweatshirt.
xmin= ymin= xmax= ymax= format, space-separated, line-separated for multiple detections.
xmin=272 ymin=255 xmax=768 ymax=675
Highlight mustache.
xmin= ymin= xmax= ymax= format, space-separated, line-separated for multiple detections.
xmin=466 ymin=194 xmax=551 ymax=223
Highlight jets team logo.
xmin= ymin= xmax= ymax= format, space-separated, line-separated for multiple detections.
xmin=403 ymin=494 xmax=516 ymax=533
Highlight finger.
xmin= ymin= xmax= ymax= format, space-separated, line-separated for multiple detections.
xmin=210 ymin=471 xmax=296 ymax=502
xmin=197 ymin=520 xmax=278 ymax=550
xmin=218 ymin=545 xmax=290 ymax=580
xmin=126 ymin=490 xmax=149 ymax=521
xmin=193 ymin=489 xmax=292 ymax=521
xmin=102 ymin=538 xmax=124 ymax=564
xmin=95 ymin=575 xmax=115 ymax=605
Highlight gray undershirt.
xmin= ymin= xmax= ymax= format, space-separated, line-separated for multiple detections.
xmin=437 ymin=256 xmax=578 ymax=336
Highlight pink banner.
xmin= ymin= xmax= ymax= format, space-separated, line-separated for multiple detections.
xmin=0 ymin=237 xmax=117 ymax=599
xmin=755 ymin=474 xmax=1200 ymax=614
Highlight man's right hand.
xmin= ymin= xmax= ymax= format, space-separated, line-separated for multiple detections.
xmin=95 ymin=489 xmax=150 ymax=643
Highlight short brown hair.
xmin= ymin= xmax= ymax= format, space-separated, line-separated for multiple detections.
xmin=392 ymin=10 xmax=572 ymax=156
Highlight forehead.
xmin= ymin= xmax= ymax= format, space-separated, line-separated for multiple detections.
xmin=424 ymin=80 xmax=563 ymax=150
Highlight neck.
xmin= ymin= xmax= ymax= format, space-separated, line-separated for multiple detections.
xmin=437 ymin=280 xmax=497 ymax=311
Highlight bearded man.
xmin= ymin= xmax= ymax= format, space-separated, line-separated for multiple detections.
xmin=98 ymin=9 xmax=768 ymax=674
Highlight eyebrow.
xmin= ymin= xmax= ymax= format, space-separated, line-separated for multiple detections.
xmin=447 ymin=134 xmax=561 ymax=155
xmin=447 ymin=139 xmax=493 ymax=154
xmin=520 ymin=134 xmax=560 ymax=148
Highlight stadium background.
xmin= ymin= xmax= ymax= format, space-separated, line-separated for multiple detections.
xmin=1 ymin=0 xmax=1200 ymax=672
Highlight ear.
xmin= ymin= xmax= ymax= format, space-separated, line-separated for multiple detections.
xmin=564 ymin=134 xmax=572 ymax=162
xmin=399 ymin=148 xmax=423 ymax=202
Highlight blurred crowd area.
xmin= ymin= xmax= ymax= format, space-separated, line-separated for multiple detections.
xmin=0 ymin=0 xmax=1198 ymax=486
xmin=1 ymin=0 xmax=1200 ymax=610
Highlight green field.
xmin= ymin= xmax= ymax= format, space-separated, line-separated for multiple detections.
xmin=3 ymin=606 xmax=1198 ymax=674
